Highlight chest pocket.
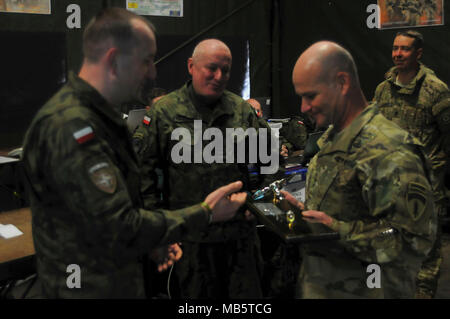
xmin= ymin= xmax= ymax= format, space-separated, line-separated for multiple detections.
xmin=399 ymin=103 xmax=433 ymax=138
xmin=306 ymin=157 xmax=340 ymax=211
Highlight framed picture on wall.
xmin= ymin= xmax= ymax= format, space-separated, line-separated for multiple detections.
xmin=378 ymin=0 xmax=444 ymax=29
xmin=0 ymin=0 xmax=51 ymax=15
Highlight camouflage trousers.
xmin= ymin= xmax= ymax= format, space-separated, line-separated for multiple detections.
xmin=172 ymin=237 xmax=263 ymax=299
xmin=415 ymin=205 xmax=444 ymax=299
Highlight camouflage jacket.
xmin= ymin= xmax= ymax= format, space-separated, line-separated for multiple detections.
xmin=22 ymin=73 xmax=210 ymax=298
xmin=133 ymin=81 xmax=275 ymax=243
xmin=279 ymin=116 xmax=310 ymax=152
xmin=301 ymin=104 xmax=437 ymax=298
xmin=374 ymin=64 xmax=450 ymax=185
xmin=132 ymin=81 xmax=271 ymax=298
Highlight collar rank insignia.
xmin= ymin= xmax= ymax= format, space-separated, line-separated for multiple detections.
xmin=73 ymin=126 xmax=94 ymax=144
xmin=143 ymin=116 xmax=151 ymax=126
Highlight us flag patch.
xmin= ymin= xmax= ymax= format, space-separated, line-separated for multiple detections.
xmin=143 ymin=116 xmax=151 ymax=126
xmin=73 ymin=126 xmax=94 ymax=144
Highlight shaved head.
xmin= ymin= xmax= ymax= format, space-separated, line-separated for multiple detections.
xmin=292 ymin=41 xmax=366 ymax=131
xmin=293 ymin=41 xmax=359 ymax=87
xmin=188 ymin=39 xmax=232 ymax=102
xmin=247 ymin=98 xmax=263 ymax=118
xmin=192 ymin=39 xmax=232 ymax=63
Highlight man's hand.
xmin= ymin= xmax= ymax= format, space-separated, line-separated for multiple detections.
xmin=204 ymin=181 xmax=247 ymax=223
xmin=150 ymin=243 xmax=183 ymax=272
xmin=280 ymin=190 xmax=333 ymax=227
xmin=280 ymin=190 xmax=305 ymax=210
xmin=301 ymin=210 xmax=333 ymax=227
xmin=280 ymin=144 xmax=289 ymax=157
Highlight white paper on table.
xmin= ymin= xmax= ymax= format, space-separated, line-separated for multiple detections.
xmin=0 ymin=224 xmax=24 ymax=239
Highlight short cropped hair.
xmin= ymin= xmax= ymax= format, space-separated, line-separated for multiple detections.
xmin=396 ymin=30 xmax=424 ymax=49
xmin=83 ymin=7 xmax=155 ymax=62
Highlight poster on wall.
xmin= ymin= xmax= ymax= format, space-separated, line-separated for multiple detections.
xmin=126 ymin=0 xmax=183 ymax=17
xmin=0 ymin=0 xmax=51 ymax=14
xmin=378 ymin=0 xmax=444 ymax=29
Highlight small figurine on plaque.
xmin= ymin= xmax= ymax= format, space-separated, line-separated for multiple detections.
xmin=247 ymin=177 xmax=339 ymax=243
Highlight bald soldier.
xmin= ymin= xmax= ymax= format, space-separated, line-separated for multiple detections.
xmin=282 ymin=41 xmax=437 ymax=298
xmin=133 ymin=39 xmax=272 ymax=298
xmin=247 ymin=98 xmax=263 ymax=118
xmin=22 ymin=9 xmax=247 ymax=298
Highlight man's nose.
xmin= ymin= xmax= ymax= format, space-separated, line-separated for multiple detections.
xmin=214 ymin=69 xmax=222 ymax=80
xmin=393 ymin=48 xmax=402 ymax=57
xmin=301 ymin=99 xmax=310 ymax=113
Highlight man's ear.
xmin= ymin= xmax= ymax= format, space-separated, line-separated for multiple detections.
xmin=104 ymin=47 xmax=119 ymax=77
xmin=187 ymin=57 xmax=194 ymax=76
xmin=416 ymin=47 xmax=423 ymax=61
xmin=337 ymin=71 xmax=351 ymax=95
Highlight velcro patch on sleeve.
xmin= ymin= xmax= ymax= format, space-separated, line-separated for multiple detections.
xmin=406 ymin=181 xmax=429 ymax=221
xmin=73 ymin=126 xmax=94 ymax=144
xmin=143 ymin=116 xmax=151 ymax=126
xmin=88 ymin=162 xmax=117 ymax=194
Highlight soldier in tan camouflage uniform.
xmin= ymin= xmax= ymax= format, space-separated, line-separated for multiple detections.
xmin=374 ymin=30 xmax=450 ymax=298
xmin=283 ymin=41 xmax=437 ymax=298
xmin=133 ymin=39 xmax=278 ymax=298
xmin=21 ymin=8 xmax=247 ymax=298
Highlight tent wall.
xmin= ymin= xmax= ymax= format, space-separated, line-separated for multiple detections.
xmin=0 ymin=0 xmax=448 ymax=119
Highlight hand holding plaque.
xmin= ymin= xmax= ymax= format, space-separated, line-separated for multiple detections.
xmin=247 ymin=177 xmax=339 ymax=243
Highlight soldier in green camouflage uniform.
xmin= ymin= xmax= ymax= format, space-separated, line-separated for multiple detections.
xmin=279 ymin=115 xmax=314 ymax=152
xmin=21 ymin=9 xmax=246 ymax=298
xmin=133 ymin=39 xmax=276 ymax=298
xmin=287 ymin=41 xmax=437 ymax=298
xmin=374 ymin=30 xmax=449 ymax=298
xmin=246 ymin=98 xmax=289 ymax=157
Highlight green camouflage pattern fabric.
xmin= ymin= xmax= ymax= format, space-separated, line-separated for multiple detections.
xmin=279 ymin=115 xmax=310 ymax=152
xmin=133 ymin=81 xmax=269 ymax=298
xmin=299 ymin=104 xmax=437 ymax=298
xmin=374 ymin=64 xmax=449 ymax=298
xmin=22 ymin=72 xmax=210 ymax=298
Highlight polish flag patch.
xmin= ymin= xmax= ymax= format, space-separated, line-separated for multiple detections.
xmin=297 ymin=121 xmax=304 ymax=125
xmin=143 ymin=116 xmax=151 ymax=126
xmin=73 ymin=126 xmax=94 ymax=144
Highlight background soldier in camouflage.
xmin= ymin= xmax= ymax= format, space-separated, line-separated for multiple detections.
xmin=373 ymin=30 xmax=450 ymax=298
xmin=133 ymin=39 xmax=272 ymax=298
xmin=279 ymin=114 xmax=315 ymax=153
xmin=21 ymin=8 xmax=247 ymax=298
xmin=284 ymin=41 xmax=437 ymax=298
xmin=246 ymin=98 xmax=263 ymax=119
xmin=246 ymin=98 xmax=289 ymax=157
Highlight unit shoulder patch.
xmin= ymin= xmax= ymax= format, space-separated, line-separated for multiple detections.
xmin=88 ymin=162 xmax=117 ymax=194
xmin=406 ymin=181 xmax=429 ymax=221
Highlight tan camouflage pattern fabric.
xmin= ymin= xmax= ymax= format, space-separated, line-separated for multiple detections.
xmin=299 ymin=104 xmax=437 ymax=298
xmin=374 ymin=63 xmax=450 ymax=298
xmin=22 ymin=73 xmax=210 ymax=298
xmin=374 ymin=63 xmax=450 ymax=199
